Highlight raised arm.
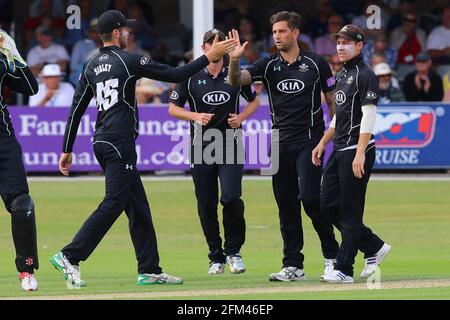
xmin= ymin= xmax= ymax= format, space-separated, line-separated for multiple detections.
xmin=133 ymin=35 xmax=237 ymax=83
xmin=227 ymin=29 xmax=253 ymax=86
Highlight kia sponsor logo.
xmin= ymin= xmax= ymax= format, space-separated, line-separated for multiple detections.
xmin=276 ymin=79 xmax=305 ymax=93
xmin=202 ymin=91 xmax=230 ymax=105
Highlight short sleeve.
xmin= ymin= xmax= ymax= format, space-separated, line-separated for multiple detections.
xmin=239 ymin=84 xmax=257 ymax=102
xmin=246 ymin=57 xmax=270 ymax=81
xmin=317 ymin=56 xmax=336 ymax=93
xmin=359 ymin=68 xmax=380 ymax=106
xmin=169 ymin=80 xmax=190 ymax=107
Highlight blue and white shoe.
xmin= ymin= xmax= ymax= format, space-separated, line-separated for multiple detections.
xmin=360 ymin=243 xmax=392 ymax=279
xmin=321 ymin=270 xmax=354 ymax=284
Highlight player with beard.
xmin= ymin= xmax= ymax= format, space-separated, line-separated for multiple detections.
xmin=228 ymin=11 xmax=340 ymax=282
xmin=50 ymin=10 xmax=237 ymax=288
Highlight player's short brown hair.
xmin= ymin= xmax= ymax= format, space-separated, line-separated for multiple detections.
xmin=270 ymin=11 xmax=301 ymax=30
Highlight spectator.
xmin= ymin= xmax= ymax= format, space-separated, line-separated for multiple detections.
xmin=371 ymin=52 xmax=388 ymax=68
xmin=391 ymin=12 xmax=427 ymax=65
xmin=135 ymin=78 xmax=169 ymax=105
xmin=64 ymin=0 xmax=97 ymax=50
xmin=107 ymin=0 xmax=129 ymax=16
xmin=30 ymin=0 xmax=65 ymax=18
xmin=387 ymin=0 xmax=415 ymax=33
xmin=27 ymin=26 xmax=70 ymax=77
xmin=69 ymin=19 xmax=101 ymax=86
xmin=315 ymin=14 xmax=343 ymax=60
xmin=127 ymin=3 xmax=159 ymax=51
xmin=352 ymin=1 xmax=388 ymax=40
xmin=363 ymin=34 xmax=397 ymax=69
xmin=239 ymin=16 xmax=265 ymax=55
xmin=307 ymin=0 xmax=335 ymax=38
xmin=442 ymin=70 xmax=450 ymax=102
xmin=24 ymin=0 xmax=65 ymax=50
xmin=426 ymin=6 xmax=450 ymax=71
xmin=125 ymin=28 xmax=150 ymax=57
xmin=29 ymin=64 xmax=75 ymax=107
xmin=373 ymin=62 xmax=404 ymax=103
xmin=402 ymin=52 xmax=444 ymax=101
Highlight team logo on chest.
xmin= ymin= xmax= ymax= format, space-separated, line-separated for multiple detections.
xmin=276 ymin=79 xmax=305 ymax=94
xmin=202 ymin=91 xmax=230 ymax=105
xmin=298 ymin=63 xmax=309 ymax=72
xmin=346 ymin=75 xmax=354 ymax=84
xmin=335 ymin=90 xmax=347 ymax=105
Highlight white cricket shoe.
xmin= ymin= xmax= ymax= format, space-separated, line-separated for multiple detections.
xmin=269 ymin=267 xmax=306 ymax=282
xmin=320 ymin=258 xmax=336 ymax=280
xmin=19 ymin=272 xmax=38 ymax=291
xmin=360 ymin=243 xmax=392 ymax=279
xmin=226 ymin=254 xmax=246 ymax=274
xmin=208 ymin=263 xmax=225 ymax=275
xmin=321 ymin=270 xmax=354 ymax=284
xmin=50 ymin=252 xmax=86 ymax=288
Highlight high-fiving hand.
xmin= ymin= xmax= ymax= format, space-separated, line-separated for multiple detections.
xmin=227 ymin=29 xmax=248 ymax=60
xmin=205 ymin=35 xmax=239 ymax=62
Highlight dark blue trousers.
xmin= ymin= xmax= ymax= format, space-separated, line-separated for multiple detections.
xmin=272 ymin=138 xmax=339 ymax=269
xmin=191 ymin=143 xmax=245 ymax=264
xmin=62 ymin=136 xmax=162 ymax=274
xmin=321 ymin=146 xmax=384 ymax=276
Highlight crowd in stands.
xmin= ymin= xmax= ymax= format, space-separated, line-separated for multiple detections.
xmin=1 ymin=0 xmax=449 ymax=107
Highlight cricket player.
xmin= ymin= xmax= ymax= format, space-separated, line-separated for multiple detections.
xmin=313 ymin=25 xmax=391 ymax=283
xmin=228 ymin=11 xmax=340 ymax=281
xmin=0 ymin=30 xmax=39 ymax=291
xmin=50 ymin=10 xmax=236 ymax=287
xmin=168 ymin=29 xmax=260 ymax=275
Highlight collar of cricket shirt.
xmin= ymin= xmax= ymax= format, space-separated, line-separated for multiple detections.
xmin=342 ymin=53 xmax=363 ymax=71
xmin=100 ymin=45 xmax=121 ymax=52
xmin=279 ymin=50 xmax=302 ymax=66
xmin=203 ymin=66 xmax=226 ymax=79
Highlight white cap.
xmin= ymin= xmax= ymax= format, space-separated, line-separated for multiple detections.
xmin=373 ymin=62 xmax=391 ymax=76
xmin=42 ymin=64 xmax=63 ymax=77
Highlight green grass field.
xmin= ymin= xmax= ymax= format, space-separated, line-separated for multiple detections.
xmin=0 ymin=178 xmax=449 ymax=299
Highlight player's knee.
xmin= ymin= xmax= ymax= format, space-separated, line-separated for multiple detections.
xmin=99 ymin=197 xmax=126 ymax=214
xmin=222 ymin=198 xmax=244 ymax=214
xmin=9 ymin=194 xmax=35 ymax=217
